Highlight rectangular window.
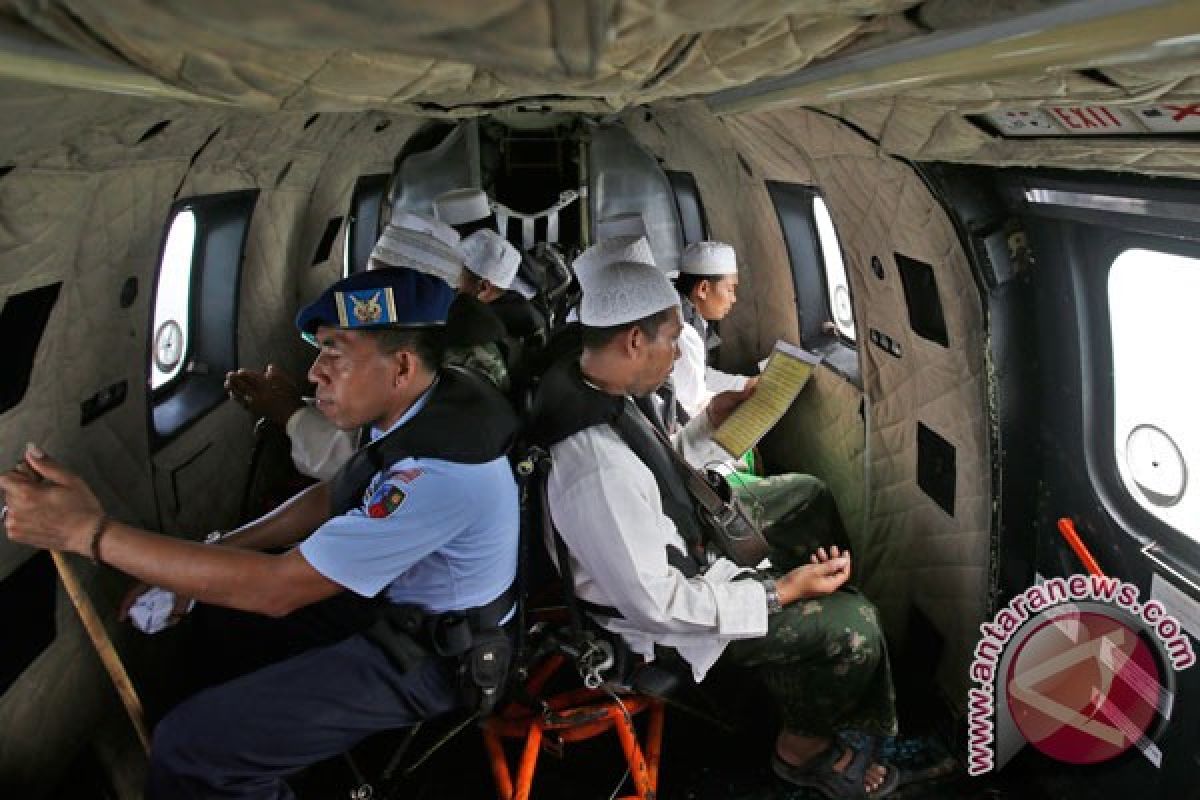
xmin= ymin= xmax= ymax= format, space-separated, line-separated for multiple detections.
xmin=813 ymin=196 xmax=856 ymax=343
xmin=149 ymin=210 xmax=196 ymax=390
xmin=148 ymin=191 xmax=257 ymax=444
xmin=766 ymin=181 xmax=859 ymax=381
xmin=1109 ymin=247 xmax=1198 ymax=541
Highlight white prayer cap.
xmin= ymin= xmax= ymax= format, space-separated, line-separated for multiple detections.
xmin=461 ymin=229 xmax=521 ymax=290
xmin=579 ymin=260 xmax=680 ymax=327
xmin=434 ymin=188 xmax=493 ymax=226
xmin=595 ymin=212 xmax=647 ymax=240
xmin=573 ymin=235 xmax=656 ymax=285
xmin=369 ymin=210 xmax=463 ymax=287
xmin=680 ymin=241 xmax=737 ymax=277
xmin=386 ymin=210 xmax=460 ymax=249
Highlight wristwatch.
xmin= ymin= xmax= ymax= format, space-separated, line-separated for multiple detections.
xmin=760 ymin=577 xmax=783 ymax=615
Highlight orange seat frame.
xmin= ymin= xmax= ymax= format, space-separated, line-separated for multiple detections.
xmin=481 ymin=652 xmax=665 ymax=800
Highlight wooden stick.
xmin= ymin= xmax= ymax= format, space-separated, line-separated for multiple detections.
xmin=50 ymin=551 xmax=152 ymax=754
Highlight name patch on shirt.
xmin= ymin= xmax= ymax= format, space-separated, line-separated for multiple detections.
xmin=367 ymin=483 xmax=407 ymax=518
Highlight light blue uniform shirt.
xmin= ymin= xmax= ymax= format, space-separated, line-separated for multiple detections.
xmin=299 ymin=380 xmax=519 ymax=613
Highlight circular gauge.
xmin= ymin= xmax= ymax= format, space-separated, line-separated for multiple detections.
xmin=153 ymin=319 xmax=184 ymax=373
xmin=1125 ymin=424 xmax=1187 ymax=507
xmin=834 ymin=285 xmax=854 ymax=327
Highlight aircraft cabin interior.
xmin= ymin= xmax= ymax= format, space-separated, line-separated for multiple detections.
xmin=0 ymin=1 xmax=1198 ymax=798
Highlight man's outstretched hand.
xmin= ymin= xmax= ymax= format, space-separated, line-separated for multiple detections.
xmin=224 ymin=365 xmax=305 ymax=426
xmin=776 ymin=545 xmax=852 ymax=605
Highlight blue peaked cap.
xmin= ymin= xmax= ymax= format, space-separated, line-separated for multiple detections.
xmin=295 ymin=267 xmax=456 ymax=338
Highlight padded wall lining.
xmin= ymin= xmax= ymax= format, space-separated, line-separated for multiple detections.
xmin=628 ymin=102 xmax=990 ymax=709
xmin=0 ymin=81 xmax=427 ymax=788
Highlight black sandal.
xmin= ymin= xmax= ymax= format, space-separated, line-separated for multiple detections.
xmin=772 ymin=742 xmax=900 ymax=799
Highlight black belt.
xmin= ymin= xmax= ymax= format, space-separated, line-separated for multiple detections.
xmin=577 ymin=597 xmax=623 ymax=619
xmin=368 ymin=584 xmax=517 ymax=668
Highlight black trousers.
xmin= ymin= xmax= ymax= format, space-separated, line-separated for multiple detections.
xmin=145 ymin=596 xmax=460 ymax=800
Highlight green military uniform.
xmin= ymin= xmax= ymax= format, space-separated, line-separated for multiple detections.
xmin=445 ymin=342 xmax=510 ymax=393
xmin=721 ymin=473 xmax=898 ymax=738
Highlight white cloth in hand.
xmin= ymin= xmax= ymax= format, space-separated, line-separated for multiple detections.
xmin=128 ymin=587 xmax=194 ymax=634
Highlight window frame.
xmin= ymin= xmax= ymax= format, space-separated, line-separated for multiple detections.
xmin=811 ymin=194 xmax=857 ymax=344
xmin=1010 ymin=170 xmax=1200 ymax=579
xmin=665 ymin=170 xmax=710 ymax=246
xmin=345 ymin=173 xmax=390 ymax=276
xmin=765 ymin=181 xmax=860 ymax=384
xmin=147 ymin=191 xmax=257 ymax=447
xmin=1081 ymin=231 xmax=1200 ymax=555
xmin=148 ymin=208 xmax=197 ymax=393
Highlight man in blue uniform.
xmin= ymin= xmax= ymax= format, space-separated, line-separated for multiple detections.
xmin=0 ymin=267 xmax=520 ymax=799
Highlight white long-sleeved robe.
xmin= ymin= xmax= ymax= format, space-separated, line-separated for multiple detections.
xmin=546 ymin=408 xmax=767 ymax=681
xmin=672 ymin=298 xmax=749 ymax=419
xmin=285 ymin=403 xmax=357 ymax=481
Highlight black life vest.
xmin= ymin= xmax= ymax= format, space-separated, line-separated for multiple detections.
xmin=329 ymin=366 xmax=519 ymax=515
xmin=528 ymin=357 xmax=707 ymax=577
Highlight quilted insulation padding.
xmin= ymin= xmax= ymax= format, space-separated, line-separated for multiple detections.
xmin=622 ymin=105 xmax=869 ymax=566
xmin=628 ymin=102 xmax=990 ymax=710
xmin=0 ymin=82 xmax=426 ymax=788
xmin=1 ymin=0 xmax=918 ymax=113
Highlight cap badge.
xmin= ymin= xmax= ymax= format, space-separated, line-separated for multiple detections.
xmin=334 ymin=288 xmax=398 ymax=328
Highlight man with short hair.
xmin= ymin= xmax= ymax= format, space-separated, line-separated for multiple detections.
xmin=529 ymin=258 xmax=898 ymax=798
xmin=673 ymin=240 xmax=758 ymax=419
xmin=437 ymin=187 xmax=548 ymax=332
xmin=1 ymin=267 xmax=520 ymax=799
xmin=445 ymin=228 xmax=526 ymax=391
xmin=227 ymin=213 xmax=466 ymax=480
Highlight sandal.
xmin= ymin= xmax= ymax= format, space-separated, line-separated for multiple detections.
xmin=771 ymin=741 xmax=900 ymax=799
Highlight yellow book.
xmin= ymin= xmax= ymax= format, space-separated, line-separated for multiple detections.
xmin=712 ymin=340 xmax=822 ymax=457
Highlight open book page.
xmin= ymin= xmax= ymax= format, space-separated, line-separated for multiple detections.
xmin=712 ymin=341 xmax=822 ymax=457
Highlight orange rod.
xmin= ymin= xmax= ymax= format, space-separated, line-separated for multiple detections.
xmin=1056 ymin=517 xmax=1105 ymax=577
xmin=512 ymin=722 xmax=543 ymax=800
xmin=646 ymin=700 xmax=665 ymax=790
xmin=610 ymin=706 xmax=654 ymax=799
xmin=481 ymin=726 xmax=513 ymax=800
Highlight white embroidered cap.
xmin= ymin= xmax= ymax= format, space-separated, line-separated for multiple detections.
xmin=573 ymin=235 xmax=656 ymax=285
xmin=680 ymin=240 xmax=737 ymax=276
xmin=579 ymin=259 xmax=680 ymax=327
xmin=369 ymin=210 xmax=463 ymax=287
xmin=595 ymin=212 xmax=647 ymax=240
xmin=433 ymin=188 xmax=493 ymax=226
xmin=461 ymin=229 xmax=521 ymax=290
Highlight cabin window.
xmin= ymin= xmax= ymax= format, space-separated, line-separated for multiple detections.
xmin=666 ymin=170 xmax=710 ymax=246
xmin=149 ymin=209 xmax=196 ymax=390
xmin=148 ymin=192 xmax=257 ymax=445
xmin=813 ymin=196 xmax=856 ymax=343
xmin=766 ymin=181 xmax=860 ymax=382
xmin=1108 ymin=247 xmax=1198 ymax=541
xmin=345 ymin=173 xmax=389 ymax=276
